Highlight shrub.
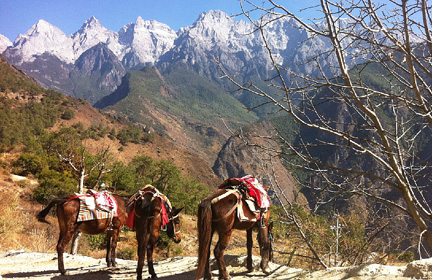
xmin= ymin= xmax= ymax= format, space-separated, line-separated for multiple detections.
xmin=87 ymin=234 xmax=107 ymax=250
xmin=398 ymin=251 xmax=415 ymax=263
xmin=61 ymin=109 xmax=75 ymax=120
xmin=117 ymin=246 xmax=136 ymax=260
xmin=33 ymin=169 xmax=78 ymax=203
xmin=13 ymin=153 xmax=46 ymax=176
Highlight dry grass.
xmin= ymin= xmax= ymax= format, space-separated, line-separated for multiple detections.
xmin=0 ymin=178 xmax=58 ymax=253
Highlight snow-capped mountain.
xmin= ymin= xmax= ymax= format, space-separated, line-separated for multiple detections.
xmin=0 ymin=34 xmax=12 ymax=53
xmin=157 ymin=10 xmax=331 ymax=89
xmin=5 ymin=19 xmax=74 ymax=65
xmin=71 ymin=16 xmax=122 ymax=61
xmin=158 ymin=10 xmax=264 ymax=81
xmin=2 ymin=15 xmax=178 ymax=103
xmin=1 ymin=10 xmax=344 ymax=105
xmin=4 ymin=15 xmax=177 ymax=68
xmin=119 ymin=17 xmax=177 ymax=67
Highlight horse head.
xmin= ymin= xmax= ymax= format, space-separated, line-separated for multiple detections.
xmin=167 ymin=207 xmax=183 ymax=243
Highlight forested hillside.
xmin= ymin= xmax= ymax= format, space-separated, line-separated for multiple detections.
xmin=95 ymin=65 xmax=259 ymax=162
xmin=0 ymin=53 xmax=219 ymax=213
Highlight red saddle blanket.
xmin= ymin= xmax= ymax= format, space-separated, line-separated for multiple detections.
xmin=219 ymin=175 xmax=271 ymax=208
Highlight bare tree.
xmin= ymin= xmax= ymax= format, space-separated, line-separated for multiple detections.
xmin=59 ymin=146 xmax=112 ymax=254
xmin=219 ymin=0 xmax=432 ymax=254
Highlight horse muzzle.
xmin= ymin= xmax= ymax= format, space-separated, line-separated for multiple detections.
xmin=173 ymin=232 xmax=182 ymax=243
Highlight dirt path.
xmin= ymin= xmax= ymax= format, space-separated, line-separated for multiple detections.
xmin=0 ymin=251 xmax=299 ymax=280
xmin=0 ymin=250 xmax=429 ymax=280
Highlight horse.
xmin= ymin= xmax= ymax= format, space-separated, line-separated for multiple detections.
xmin=36 ymin=193 xmax=128 ymax=275
xmin=127 ymin=186 xmax=183 ymax=280
xmin=196 ymin=188 xmax=273 ymax=280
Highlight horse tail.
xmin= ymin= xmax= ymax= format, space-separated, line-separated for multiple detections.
xmin=36 ymin=198 xmax=66 ymax=224
xmin=196 ymin=199 xmax=212 ymax=280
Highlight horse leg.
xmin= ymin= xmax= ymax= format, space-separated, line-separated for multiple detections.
xmin=258 ymin=227 xmax=271 ymax=275
xmin=56 ymin=202 xmax=78 ymax=276
xmin=214 ymin=230 xmax=233 ymax=280
xmin=56 ymin=229 xmax=75 ymax=275
xmin=147 ymin=232 xmax=159 ymax=279
xmin=109 ymin=228 xmax=120 ymax=267
xmin=246 ymin=228 xmax=254 ymax=272
xmin=136 ymin=227 xmax=147 ymax=280
xmin=204 ymin=228 xmax=215 ymax=280
xmin=106 ymin=229 xmax=113 ymax=267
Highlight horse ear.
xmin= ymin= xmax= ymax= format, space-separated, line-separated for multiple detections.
xmin=173 ymin=207 xmax=184 ymax=216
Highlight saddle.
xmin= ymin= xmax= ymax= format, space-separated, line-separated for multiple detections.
xmin=126 ymin=185 xmax=171 ymax=231
xmin=219 ymin=175 xmax=271 ymax=209
xmin=74 ymin=189 xmax=118 ymax=222
xmin=218 ymin=176 xmax=270 ymax=226
xmin=212 ymin=188 xmax=268 ymax=225
xmin=85 ymin=189 xmax=116 ymax=212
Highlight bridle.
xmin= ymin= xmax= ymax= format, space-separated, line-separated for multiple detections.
xmin=169 ymin=213 xmax=181 ymax=235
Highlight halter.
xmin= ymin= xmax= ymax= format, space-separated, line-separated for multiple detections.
xmin=169 ymin=213 xmax=181 ymax=234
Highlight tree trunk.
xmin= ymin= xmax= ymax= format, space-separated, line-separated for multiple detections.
xmin=401 ymin=189 xmax=432 ymax=253
xmin=70 ymin=232 xmax=82 ymax=255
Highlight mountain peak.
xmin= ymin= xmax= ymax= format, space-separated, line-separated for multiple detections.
xmin=78 ymin=16 xmax=105 ymax=33
xmin=0 ymin=34 xmax=12 ymax=52
xmin=197 ymin=10 xmax=230 ymax=22
xmin=26 ymin=19 xmax=64 ymax=36
xmin=85 ymin=16 xmax=100 ymax=26
xmin=136 ymin=16 xmax=145 ymax=26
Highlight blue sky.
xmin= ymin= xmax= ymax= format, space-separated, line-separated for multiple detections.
xmin=0 ymin=0 xmax=320 ymax=42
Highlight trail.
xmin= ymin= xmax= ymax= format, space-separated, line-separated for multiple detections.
xmin=1 ymin=250 xmax=431 ymax=279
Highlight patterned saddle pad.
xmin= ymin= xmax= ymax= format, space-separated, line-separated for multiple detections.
xmin=76 ymin=191 xmax=118 ymax=222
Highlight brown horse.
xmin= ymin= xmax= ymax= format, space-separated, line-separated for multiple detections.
xmin=196 ymin=189 xmax=273 ymax=280
xmin=36 ymin=193 xmax=127 ymax=275
xmin=128 ymin=186 xmax=183 ymax=280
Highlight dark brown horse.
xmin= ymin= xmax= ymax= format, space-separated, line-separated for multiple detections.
xmin=128 ymin=186 xmax=183 ymax=280
xmin=196 ymin=189 xmax=273 ymax=280
xmin=36 ymin=193 xmax=127 ymax=275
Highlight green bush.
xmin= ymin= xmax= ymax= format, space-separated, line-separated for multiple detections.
xmin=61 ymin=109 xmax=75 ymax=120
xmin=33 ymin=169 xmax=78 ymax=203
xmin=398 ymin=251 xmax=415 ymax=263
xmin=13 ymin=153 xmax=46 ymax=176
xmin=117 ymin=246 xmax=136 ymax=260
xmin=87 ymin=234 xmax=107 ymax=250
